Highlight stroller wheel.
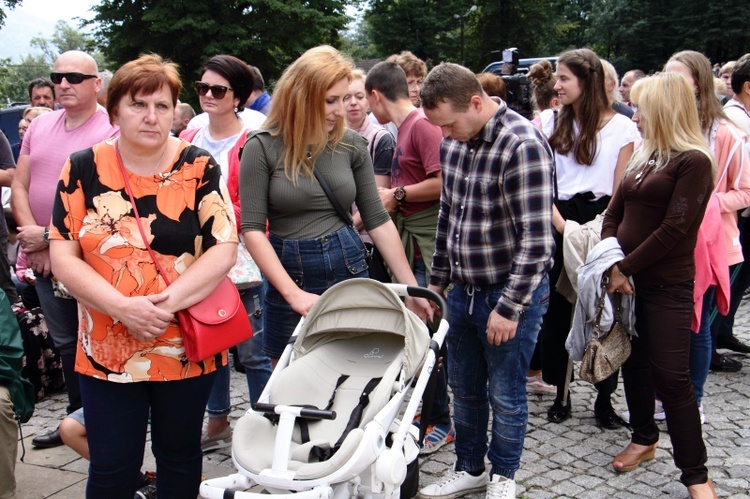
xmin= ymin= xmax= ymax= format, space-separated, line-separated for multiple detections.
xmin=400 ymin=457 xmax=420 ymax=498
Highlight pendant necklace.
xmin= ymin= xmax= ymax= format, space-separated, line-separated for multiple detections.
xmin=635 ymin=157 xmax=657 ymax=185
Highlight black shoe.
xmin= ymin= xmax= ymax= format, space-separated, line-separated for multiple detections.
xmin=595 ymin=408 xmax=626 ymax=429
xmin=710 ymin=353 xmax=742 ymax=372
xmin=32 ymin=429 xmax=64 ymax=448
xmin=716 ymin=335 xmax=750 ymax=354
xmin=547 ymin=400 xmax=571 ymax=423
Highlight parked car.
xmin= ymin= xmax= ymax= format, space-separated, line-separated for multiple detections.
xmin=0 ymin=104 xmax=29 ymax=146
xmin=481 ymin=57 xmax=558 ymax=76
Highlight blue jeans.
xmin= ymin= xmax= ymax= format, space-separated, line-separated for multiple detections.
xmin=263 ymin=225 xmax=368 ymax=359
xmin=447 ymin=277 xmax=549 ymax=479
xmin=36 ymin=275 xmax=81 ymax=414
xmin=689 ymin=287 xmax=714 ymax=406
xmin=237 ymin=284 xmax=272 ymax=404
xmin=206 ymin=284 xmax=272 ymax=416
xmin=80 ymin=372 xmax=216 ymax=498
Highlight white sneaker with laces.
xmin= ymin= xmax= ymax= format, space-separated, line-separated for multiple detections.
xmin=418 ymin=470 xmax=488 ymax=499
xmin=486 ymin=475 xmax=516 ymax=499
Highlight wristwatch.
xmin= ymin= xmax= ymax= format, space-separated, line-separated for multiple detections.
xmin=393 ymin=186 xmax=407 ymax=203
xmin=42 ymin=226 xmax=50 ymax=244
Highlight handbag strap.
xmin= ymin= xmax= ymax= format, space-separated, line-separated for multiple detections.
xmin=593 ymin=272 xmax=622 ymax=336
xmin=115 ymin=140 xmax=172 ymax=287
xmin=313 ymin=168 xmax=354 ymax=226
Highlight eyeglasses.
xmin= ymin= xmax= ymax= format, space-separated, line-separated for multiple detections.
xmin=50 ymin=72 xmax=97 ymax=84
xmin=408 ymin=80 xmax=424 ymax=89
xmin=194 ymin=82 xmax=233 ymax=99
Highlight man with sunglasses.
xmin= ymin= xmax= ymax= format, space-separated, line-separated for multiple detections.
xmin=11 ymin=51 xmax=118 ymax=449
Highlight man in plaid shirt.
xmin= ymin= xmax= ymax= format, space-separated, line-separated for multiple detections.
xmin=417 ymin=63 xmax=555 ymax=499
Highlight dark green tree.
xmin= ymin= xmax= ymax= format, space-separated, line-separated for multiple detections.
xmin=363 ymin=0 xmax=465 ymax=67
xmin=89 ymin=0 xmax=352 ymax=105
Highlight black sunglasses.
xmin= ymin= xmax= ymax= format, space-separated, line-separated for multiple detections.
xmin=50 ymin=72 xmax=98 ymax=85
xmin=194 ymin=81 xmax=232 ymax=99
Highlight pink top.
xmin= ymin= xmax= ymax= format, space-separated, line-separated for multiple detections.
xmin=20 ymin=107 xmax=119 ymax=226
xmin=711 ymin=119 xmax=750 ymax=266
xmin=692 ymin=195 xmax=730 ymax=332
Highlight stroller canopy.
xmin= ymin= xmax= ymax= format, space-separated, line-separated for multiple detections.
xmin=293 ymin=279 xmax=430 ymax=379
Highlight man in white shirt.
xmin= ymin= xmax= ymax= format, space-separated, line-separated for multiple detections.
xmin=724 ymin=54 xmax=750 ymax=137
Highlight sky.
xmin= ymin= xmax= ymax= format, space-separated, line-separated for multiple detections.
xmin=0 ymin=0 xmax=98 ymax=60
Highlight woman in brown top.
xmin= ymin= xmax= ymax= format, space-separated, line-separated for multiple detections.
xmin=603 ymin=73 xmax=717 ymax=498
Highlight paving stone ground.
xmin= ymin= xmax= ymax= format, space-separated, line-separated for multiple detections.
xmin=13 ymin=301 xmax=750 ymax=498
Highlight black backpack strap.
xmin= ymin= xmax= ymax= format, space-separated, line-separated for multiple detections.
xmin=310 ymin=376 xmax=382 ymax=462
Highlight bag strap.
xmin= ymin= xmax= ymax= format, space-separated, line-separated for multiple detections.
xmin=115 ymin=140 xmax=172 ymax=286
xmin=313 ymin=168 xmax=353 ymax=226
xmin=593 ymin=272 xmax=622 ymax=337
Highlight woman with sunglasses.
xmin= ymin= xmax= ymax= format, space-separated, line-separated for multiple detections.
xmin=240 ymin=45 xmax=431 ymax=363
xmin=539 ymin=48 xmax=638 ymax=428
xmin=48 ymin=54 xmax=237 ymax=497
xmin=181 ymin=54 xmax=272 ymax=453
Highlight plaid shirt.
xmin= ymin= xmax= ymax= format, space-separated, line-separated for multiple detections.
xmin=430 ymin=101 xmax=555 ymax=321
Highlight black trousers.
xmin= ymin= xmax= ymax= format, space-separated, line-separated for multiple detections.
xmin=540 ymin=194 xmax=618 ymax=403
xmin=623 ymin=280 xmax=707 ymax=486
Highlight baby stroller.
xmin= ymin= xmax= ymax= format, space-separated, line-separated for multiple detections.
xmin=200 ymin=278 xmax=449 ymax=499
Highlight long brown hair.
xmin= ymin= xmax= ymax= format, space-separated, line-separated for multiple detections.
xmin=666 ymin=50 xmax=727 ymax=134
xmin=264 ymin=46 xmax=353 ymax=181
xmin=548 ymin=49 xmax=610 ymax=166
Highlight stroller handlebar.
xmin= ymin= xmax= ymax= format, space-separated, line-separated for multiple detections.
xmin=252 ymin=402 xmax=337 ymax=421
xmin=389 ymin=284 xmax=449 ymax=322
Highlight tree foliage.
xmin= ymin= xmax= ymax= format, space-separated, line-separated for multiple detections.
xmin=0 ymin=21 xmax=99 ymax=104
xmin=0 ymin=0 xmax=21 ymax=28
xmin=363 ymin=0 xmax=465 ymax=67
xmin=356 ymin=0 xmax=750 ymax=74
xmin=88 ymin=0 xmax=352 ymax=105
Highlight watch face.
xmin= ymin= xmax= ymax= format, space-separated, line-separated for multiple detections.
xmin=394 ymin=187 xmax=406 ymax=201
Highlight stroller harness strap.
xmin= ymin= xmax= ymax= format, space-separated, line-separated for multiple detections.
xmin=297 ymin=374 xmax=350 ymax=443
xmin=308 ymin=376 xmax=383 ymax=462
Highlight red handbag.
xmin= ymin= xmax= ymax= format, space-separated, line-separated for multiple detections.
xmin=116 ymin=142 xmax=252 ymax=363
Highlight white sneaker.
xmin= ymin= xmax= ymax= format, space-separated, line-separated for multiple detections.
xmin=621 ymin=400 xmax=666 ymax=424
xmin=699 ymin=404 xmax=706 ymax=424
xmin=486 ymin=475 xmax=516 ymax=499
xmin=418 ymin=470 xmax=488 ymax=499
xmin=653 ymin=400 xmax=666 ymax=421
xmin=526 ymin=373 xmax=556 ymax=394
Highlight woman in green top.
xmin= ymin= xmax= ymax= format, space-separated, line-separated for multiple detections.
xmin=239 ymin=45 xmax=430 ymax=361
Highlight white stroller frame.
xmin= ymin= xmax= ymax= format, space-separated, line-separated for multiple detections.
xmin=200 ymin=279 xmax=449 ymax=499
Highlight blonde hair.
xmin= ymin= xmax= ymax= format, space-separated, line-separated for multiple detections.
xmin=626 ymin=73 xmax=714 ymax=177
xmin=264 ymin=45 xmax=354 ymax=181
xmin=601 ymin=59 xmax=622 ymax=104
xmin=23 ymin=106 xmax=53 ymax=121
xmin=351 ymin=68 xmax=366 ymax=84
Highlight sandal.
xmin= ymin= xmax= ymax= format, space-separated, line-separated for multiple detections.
xmin=687 ymin=478 xmax=718 ymax=499
xmin=612 ymin=442 xmax=657 ymax=472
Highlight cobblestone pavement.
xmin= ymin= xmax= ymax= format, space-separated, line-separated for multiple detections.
xmin=13 ymin=304 xmax=750 ymax=498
